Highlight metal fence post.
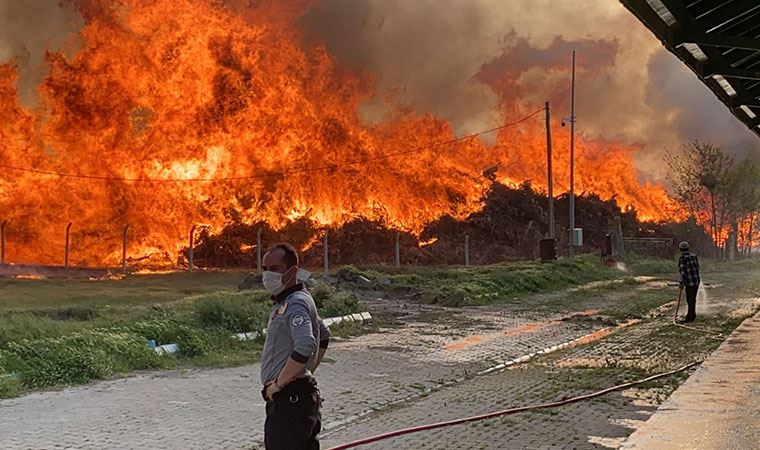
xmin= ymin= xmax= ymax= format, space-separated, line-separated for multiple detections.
xmin=122 ymin=225 xmax=129 ymax=276
xmin=1 ymin=220 xmax=6 ymax=264
xmin=65 ymin=222 xmax=72 ymax=268
xmin=323 ymin=229 xmax=329 ymax=278
xmin=465 ymin=234 xmax=470 ymax=267
xmin=188 ymin=225 xmax=197 ymax=273
xmin=395 ymin=232 xmax=400 ymax=267
xmin=256 ymin=227 xmax=263 ymax=274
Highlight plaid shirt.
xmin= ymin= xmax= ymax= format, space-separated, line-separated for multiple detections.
xmin=678 ymin=252 xmax=700 ymax=287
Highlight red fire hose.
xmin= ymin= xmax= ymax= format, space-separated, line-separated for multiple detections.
xmin=327 ymin=361 xmax=700 ymax=450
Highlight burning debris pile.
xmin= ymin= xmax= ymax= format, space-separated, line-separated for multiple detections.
xmin=188 ymin=181 xmax=694 ymax=268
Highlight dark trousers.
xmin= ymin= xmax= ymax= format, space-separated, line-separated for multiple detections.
xmin=263 ymin=377 xmax=322 ymax=450
xmin=684 ymin=285 xmax=699 ymax=320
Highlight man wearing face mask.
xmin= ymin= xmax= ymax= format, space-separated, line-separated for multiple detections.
xmin=260 ymin=243 xmax=330 ymax=450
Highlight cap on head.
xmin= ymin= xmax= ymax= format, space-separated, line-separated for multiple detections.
xmin=679 ymin=241 xmax=690 ymax=251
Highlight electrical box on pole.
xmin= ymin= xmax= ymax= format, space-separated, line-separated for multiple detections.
xmin=572 ymin=228 xmax=583 ymax=247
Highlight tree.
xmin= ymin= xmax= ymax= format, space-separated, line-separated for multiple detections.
xmin=726 ymin=159 xmax=760 ymax=257
xmin=666 ymin=140 xmax=734 ymax=257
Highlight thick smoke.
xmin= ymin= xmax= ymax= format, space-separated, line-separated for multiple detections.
xmin=646 ymin=51 xmax=759 ymax=158
xmin=0 ymin=0 xmax=82 ymax=106
xmin=305 ymin=0 xmax=507 ymax=136
xmin=306 ymin=0 xmax=758 ymax=176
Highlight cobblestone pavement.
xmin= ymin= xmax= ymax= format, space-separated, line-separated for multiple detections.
xmin=320 ymin=275 xmax=760 ymax=450
xmin=0 ymin=301 xmax=601 ymax=449
xmin=322 ymin=363 xmax=659 ymax=449
xmin=621 ymin=312 xmax=760 ymax=450
xmin=320 ymin=316 xmax=701 ymax=449
xmin=1 ymin=274 xmax=757 ymax=449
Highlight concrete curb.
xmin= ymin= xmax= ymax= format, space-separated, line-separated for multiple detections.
xmin=153 ymin=311 xmax=373 ymax=354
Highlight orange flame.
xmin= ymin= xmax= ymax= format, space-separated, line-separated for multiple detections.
xmin=0 ymin=0 xmax=681 ymax=267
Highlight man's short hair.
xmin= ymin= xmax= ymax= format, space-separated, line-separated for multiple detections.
xmin=269 ymin=243 xmax=299 ymax=268
xmin=679 ymin=241 xmax=690 ymax=251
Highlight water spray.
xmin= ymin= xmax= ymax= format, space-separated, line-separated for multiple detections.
xmin=673 ymin=286 xmax=724 ymax=340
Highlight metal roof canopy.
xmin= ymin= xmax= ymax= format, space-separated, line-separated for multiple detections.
xmin=620 ymin=0 xmax=760 ymax=138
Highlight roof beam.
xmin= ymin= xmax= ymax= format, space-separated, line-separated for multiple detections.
xmin=701 ymin=64 xmax=760 ymax=81
xmin=730 ymin=85 xmax=760 ymax=108
xmin=686 ymin=1 xmax=724 ymax=21
xmin=697 ymin=2 xmax=760 ymax=33
xmin=619 ymin=0 xmax=760 ymax=138
xmin=722 ymin=48 xmax=760 ymax=67
xmin=660 ymin=0 xmax=760 ymax=83
xmin=730 ymin=97 xmax=760 ymax=108
xmin=658 ymin=0 xmax=698 ymax=30
xmin=621 ymin=0 xmax=677 ymax=42
xmin=676 ymin=32 xmax=760 ymax=51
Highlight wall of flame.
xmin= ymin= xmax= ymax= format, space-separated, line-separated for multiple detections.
xmin=0 ymin=0 xmax=681 ymax=267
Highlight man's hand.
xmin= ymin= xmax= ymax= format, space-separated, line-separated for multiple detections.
xmin=265 ymin=381 xmax=282 ymax=401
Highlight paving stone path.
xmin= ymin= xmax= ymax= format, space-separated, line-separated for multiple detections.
xmin=1 ymin=274 xmax=756 ymax=449
xmin=0 ymin=307 xmax=601 ymax=449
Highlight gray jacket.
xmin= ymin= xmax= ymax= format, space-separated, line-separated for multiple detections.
xmin=260 ymin=284 xmax=330 ymax=385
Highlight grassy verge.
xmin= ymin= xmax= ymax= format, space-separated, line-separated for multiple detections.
xmin=334 ymin=255 xmax=679 ymax=307
xmin=0 ymin=274 xmax=361 ymax=398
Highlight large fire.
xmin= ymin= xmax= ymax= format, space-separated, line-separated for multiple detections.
xmin=0 ymin=0 xmax=680 ymax=267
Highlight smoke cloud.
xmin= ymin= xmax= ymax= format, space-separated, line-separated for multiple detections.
xmin=0 ymin=0 xmax=82 ymax=106
xmin=306 ymin=0 xmax=758 ymax=177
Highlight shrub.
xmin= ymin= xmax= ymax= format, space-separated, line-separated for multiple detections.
xmin=192 ymin=292 xmax=270 ymax=333
xmin=349 ymin=255 xmax=622 ymax=306
xmin=127 ymin=319 xmax=231 ymax=357
xmin=56 ymin=305 xmax=100 ymax=321
xmin=334 ymin=265 xmax=376 ymax=282
xmin=0 ymin=372 xmax=23 ymax=398
xmin=311 ymin=284 xmax=361 ymax=318
xmin=0 ymin=331 xmax=164 ymax=391
xmin=0 ymin=314 xmax=67 ymax=346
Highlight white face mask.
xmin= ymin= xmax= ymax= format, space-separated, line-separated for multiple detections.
xmin=262 ymin=269 xmax=311 ymax=295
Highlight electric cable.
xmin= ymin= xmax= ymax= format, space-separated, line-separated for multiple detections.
xmin=326 ymin=361 xmax=700 ymax=450
xmin=0 ymin=109 xmax=545 ymax=183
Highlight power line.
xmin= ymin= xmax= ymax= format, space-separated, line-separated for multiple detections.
xmin=0 ymin=108 xmax=545 ymax=183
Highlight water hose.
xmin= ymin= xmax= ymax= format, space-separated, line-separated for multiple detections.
xmin=673 ymin=286 xmax=724 ymax=340
xmin=327 ymin=361 xmax=700 ymax=450
xmin=327 ymin=286 xmax=721 ymax=449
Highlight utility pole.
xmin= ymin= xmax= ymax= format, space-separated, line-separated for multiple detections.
xmin=568 ymin=50 xmax=577 ymax=256
xmin=545 ymin=101 xmax=554 ymax=239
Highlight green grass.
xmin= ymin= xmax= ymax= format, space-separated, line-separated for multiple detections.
xmin=2 ymin=255 xmax=756 ymax=398
xmin=337 ymin=255 xmax=630 ymax=307
xmin=0 ymin=272 xmax=361 ymax=398
xmin=0 ymin=271 xmax=248 ymax=312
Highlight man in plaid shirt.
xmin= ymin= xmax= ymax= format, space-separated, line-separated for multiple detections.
xmin=678 ymin=241 xmax=700 ymax=322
